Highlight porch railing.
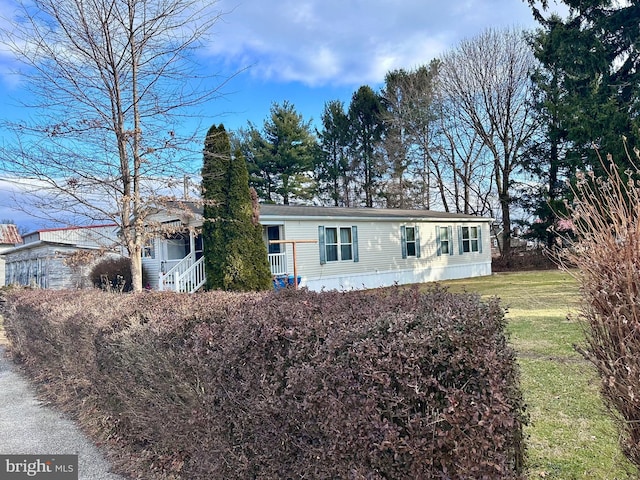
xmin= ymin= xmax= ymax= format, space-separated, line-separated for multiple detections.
xmin=176 ymin=256 xmax=206 ymax=293
xmin=160 ymin=251 xmax=286 ymax=292
xmin=159 ymin=253 xmax=206 ymax=293
xmin=269 ymin=252 xmax=287 ymax=276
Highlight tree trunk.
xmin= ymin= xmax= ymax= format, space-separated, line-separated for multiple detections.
xmin=130 ymin=245 xmax=144 ymax=292
xmin=547 ymin=140 xmax=560 ymax=249
xmin=500 ymin=194 xmax=511 ymax=258
xmin=431 ymin=159 xmax=450 ymax=213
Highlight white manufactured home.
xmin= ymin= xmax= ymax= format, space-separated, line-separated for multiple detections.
xmin=143 ymin=204 xmax=493 ymax=292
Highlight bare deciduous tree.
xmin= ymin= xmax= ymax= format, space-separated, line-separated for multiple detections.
xmin=0 ymin=0 xmax=226 ymax=290
xmin=438 ymin=28 xmax=539 ymax=257
xmin=380 ymin=62 xmax=495 ymax=215
xmin=437 ymin=95 xmax=495 ymax=216
xmin=381 ymin=64 xmax=440 ymax=210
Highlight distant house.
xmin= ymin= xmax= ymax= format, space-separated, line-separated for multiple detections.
xmin=0 ymin=224 xmax=24 ymax=287
xmin=4 ymin=224 xmax=120 ymax=289
xmin=490 ymin=226 xmax=532 ymax=257
xmin=143 ymin=204 xmax=493 ymax=293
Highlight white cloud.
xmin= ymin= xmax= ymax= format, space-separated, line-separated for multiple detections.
xmin=0 ymin=0 xmax=23 ymax=89
xmin=0 ymin=178 xmax=47 ymax=231
xmin=0 ymin=0 xmax=568 ymax=91
xmin=207 ymin=0 xmax=543 ymax=87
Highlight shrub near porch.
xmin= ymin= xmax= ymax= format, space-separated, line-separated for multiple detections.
xmin=3 ymin=287 xmax=526 ymax=479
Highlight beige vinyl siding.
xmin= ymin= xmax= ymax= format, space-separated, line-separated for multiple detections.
xmin=281 ymin=219 xmax=491 ymax=288
xmin=142 ymin=204 xmax=492 ymax=291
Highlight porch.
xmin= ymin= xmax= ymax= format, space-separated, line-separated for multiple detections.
xmin=157 ymin=231 xmax=206 ymax=293
xmin=157 ymin=225 xmax=288 ymax=293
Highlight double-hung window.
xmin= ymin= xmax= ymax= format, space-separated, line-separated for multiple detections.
xmin=436 ymin=226 xmax=453 ymax=256
xmin=458 ymin=226 xmax=482 ymax=253
xmin=401 ymin=226 xmax=420 ymax=258
xmin=319 ymin=226 xmax=359 ymax=263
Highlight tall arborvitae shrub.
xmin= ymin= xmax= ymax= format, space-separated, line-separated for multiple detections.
xmin=559 ymin=147 xmax=640 ymax=469
xmin=201 ymin=124 xmax=272 ymax=291
xmin=202 ymin=124 xmax=228 ymax=290
xmin=221 ymin=147 xmax=272 ymax=291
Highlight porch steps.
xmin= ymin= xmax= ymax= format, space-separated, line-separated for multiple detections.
xmin=159 ymin=253 xmax=206 ymax=293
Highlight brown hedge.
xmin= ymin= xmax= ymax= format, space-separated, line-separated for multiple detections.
xmin=557 ymin=153 xmax=640 ymax=469
xmin=2 ymin=286 xmax=526 ymax=479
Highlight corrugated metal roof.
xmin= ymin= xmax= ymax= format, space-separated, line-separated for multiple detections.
xmin=35 ymin=223 xmax=117 ymax=233
xmin=0 ymin=224 xmax=23 ymax=245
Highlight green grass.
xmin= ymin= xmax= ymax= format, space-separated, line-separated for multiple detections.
xmin=438 ymin=271 xmax=637 ymax=480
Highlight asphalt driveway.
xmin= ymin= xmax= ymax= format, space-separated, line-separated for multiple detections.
xmin=0 ymin=346 xmax=128 ymax=479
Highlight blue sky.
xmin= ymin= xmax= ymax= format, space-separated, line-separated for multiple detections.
xmin=0 ymin=0 xmax=567 ymax=231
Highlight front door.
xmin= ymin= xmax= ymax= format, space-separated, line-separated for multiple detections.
xmin=265 ymin=225 xmax=286 ymax=275
xmin=267 ymin=225 xmax=281 ymax=253
xmin=195 ymin=234 xmax=204 ymax=260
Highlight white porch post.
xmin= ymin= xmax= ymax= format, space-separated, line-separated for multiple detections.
xmin=189 ymin=229 xmax=195 ymax=256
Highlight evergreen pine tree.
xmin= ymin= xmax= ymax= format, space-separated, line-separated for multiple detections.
xmin=241 ymin=101 xmax=317 ymax=204
xmin=201 ymin=124 xmax=272 ymax=291
xmin=527 ymin=2 xmax=640 ymax=169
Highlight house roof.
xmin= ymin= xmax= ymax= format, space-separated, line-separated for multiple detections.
xmin=165 ymin=201 xmax=491 ymax=223
xmin=259 ymin=204 xmax=492 ymax=222
xmin=6 ymin=224 xmax=119 ymax=255
xmin=0 ymin=224 xmax=23 ymax=245
xmin=32 ymin=223 xmax=118 ymax=234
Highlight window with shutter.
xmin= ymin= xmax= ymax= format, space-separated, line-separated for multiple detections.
xmin=460 ymin=226 xmax=481 ymax=253
xmin=436 ymin=226 xmax=453 ymax=256
xmin=319 ymin=226 xmax=358 ymax=262
xmin=401 ymin=226 xmax=419 ymax=258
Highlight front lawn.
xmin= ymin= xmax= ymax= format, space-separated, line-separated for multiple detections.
xmin=438 ymin=270 xmax=637 ymax=479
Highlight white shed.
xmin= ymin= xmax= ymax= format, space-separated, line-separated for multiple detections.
xmin=3 ymin=224 xmax=120 ymax=289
